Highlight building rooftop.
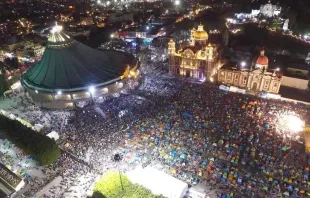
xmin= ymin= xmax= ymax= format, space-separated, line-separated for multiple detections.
xmin=22 ymin=25 xmax=136 ymax=92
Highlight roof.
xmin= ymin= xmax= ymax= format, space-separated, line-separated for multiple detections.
xmin=0 ymin=163 xmax=23 ymax=189
xmin=180 ymin=45 xmax=204 ymax=53
xmin=279 ymin=86 xmax=310 ymax=103
xmin=256 ymin=55 xmax=269 ymax=65
xmin=193 ymin=31 xmax=208 ymax=40
xmin=22 ymin=26 xmax=136 ymax=92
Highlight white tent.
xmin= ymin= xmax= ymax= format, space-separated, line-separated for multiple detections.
xmin=0 ymin=109 xmax=8 ymax=116
xmin=33 ymin=124 xmax=44 ymax=132
xmin=10 ymin=81 xmax=22 ymax=91
xmin=46 ymin=131 xmax=59 ymax=141
xmin=126 ymin=166 xmax=188 ymax=198
xmin=8 ymin=114 xmax=16 ymax=120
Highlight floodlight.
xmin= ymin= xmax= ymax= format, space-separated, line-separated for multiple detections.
xmin=88 ymin=86 xmax=95 ymax=94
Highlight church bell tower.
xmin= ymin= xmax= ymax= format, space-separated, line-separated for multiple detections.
xmin=168 ymin=39 xmax=176 ymax=74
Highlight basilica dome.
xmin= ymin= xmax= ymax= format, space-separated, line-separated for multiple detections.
xmin=193 ymin=25 xmax=208 ymax=40
xmin=255 ymin=50 xmax=269 ymax=66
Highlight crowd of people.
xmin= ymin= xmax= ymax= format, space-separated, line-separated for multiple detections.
xmin=118 ymin=82 xmax=310 ymax=198
xmin=1 ymin=45 xmax=310 ymax=198
xmin=56 ymin=72 xmax=310 ymax=198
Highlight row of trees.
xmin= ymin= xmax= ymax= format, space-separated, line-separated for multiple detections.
xmin=0 ymin=61 xmax=10 ymax=96
xmin=92 ymin=172 xmax=165 ymax=198
xmin=0 ymin=114 xmax=61 ymax=165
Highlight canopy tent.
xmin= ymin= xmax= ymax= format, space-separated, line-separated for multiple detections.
xmin=46 ymin=131 xmax=59 ymax=141
xmin=0 ymin=109 xmax=9 ymax=116
xmin=126 ymin=166 xmax=188 ymax=198
xmin=10 ymin=81 xmax=22 ymax=91
xmin=8 ymin=114 xmax=16 ymax=120
xmin=33 ymin=124 xmax=44 ymax=132
xmin=219 ymin=85 xmax=229 ymax=92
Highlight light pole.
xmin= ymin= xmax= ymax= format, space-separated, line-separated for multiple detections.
xmin=240 ymin=61 xmax=246 ymax=69
xmin=113 ymin=153 xmax=124 ymax=190
xmin=88 ymin=86 xmax=95 ymax=103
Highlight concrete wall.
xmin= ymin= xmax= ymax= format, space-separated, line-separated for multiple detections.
xmin=25 ymin=76 xmax=141 ymax=109
xmin=281 ymin=76 xmax=308 ymax=90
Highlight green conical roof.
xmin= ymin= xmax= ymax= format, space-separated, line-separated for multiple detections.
xmin=22 ymin=25 xmax=136 ymax=93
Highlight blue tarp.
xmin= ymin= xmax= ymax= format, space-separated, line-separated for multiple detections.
xmin=183 ymin=112 xmax=193 ymax=117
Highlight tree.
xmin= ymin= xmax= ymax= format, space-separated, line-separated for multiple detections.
xmin=0 ymin=62 xmax=9 ymax=96
xmin=0 ymin=114 xmax=61 ymax=165
xmin=4 ymin=57 xmax=19 ymax=69
xmin=93 ymin=172 xmax=165 ymax=198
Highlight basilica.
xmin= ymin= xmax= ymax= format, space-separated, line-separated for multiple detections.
xmin=168 ymin=24 xmax=219 ymax=81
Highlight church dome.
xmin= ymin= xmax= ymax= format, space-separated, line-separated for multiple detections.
xmin=256 ymin=50 xmax=269 ymax=66
xmin=193 ymin=25 xmax=208 ymax=40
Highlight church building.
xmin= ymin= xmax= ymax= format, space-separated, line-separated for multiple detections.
xmin=218 ymin=50 xmax=282 ymax=94
xmin=168 ymin=24 xmax=219 ymax=81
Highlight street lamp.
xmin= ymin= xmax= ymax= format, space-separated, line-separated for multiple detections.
xmin=57 ymin=90 xmax=62 ymax=95
xmin=304 ymin=35 xmax=308 ymax=40
xmin=240 ymin=61 xmax=246 ymax=68
xmin=113 ymin=153 xmax=124 ymax=190
xmin=88 ymin=86 xmax=95 ymax=103
xmin=175 ymin=0 xmax=180 ymax=6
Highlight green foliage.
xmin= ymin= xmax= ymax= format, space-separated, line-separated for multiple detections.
xmin=0 ymin=74 xmax=9 ymax=96
xmin=0 ymin=114 xmax=61 ymax=165
xmin=93 ymin=172 xmax=165 ymax=198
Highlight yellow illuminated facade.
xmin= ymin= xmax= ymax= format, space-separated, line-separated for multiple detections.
xmin=168 ymin=24 xmax=219 ymax=81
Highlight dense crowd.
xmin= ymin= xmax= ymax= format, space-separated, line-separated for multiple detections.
xmin=118 ymin=83 xmax=310 ymax=198
xmin=55 ymin=73 xmax=310 ymax=198
xmin=2 ymin=46 xmax=310 ymax=197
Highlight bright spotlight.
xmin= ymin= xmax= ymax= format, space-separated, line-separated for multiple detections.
xmin=286 ymin=115 xmax=305 ymax=133
xmin=304 ymin=35 xmax=308 ymax=40
xmin=89 ymin=86 xmax=95 ymax=94
xmin=107 ymin=1 xmax=110 ymax=5
xmin=57 ymin=91 xmax=62 ymax=95
xmin=50 ymin=24 xmax=63 ymax=34
xmin=240 ymin=61 xmax=246 ymax=67
xmin=278 ymin=114 xmax=305 ymax=134
xmin=175 ymin=0 xmax=180 ymax=5
xmin=111 ymin=34 xmax=114 ymax=38
xmin=146 ymin=26 xmax=149 ymax=30
xmin=276 ymin=67 xmax=280 ymax=71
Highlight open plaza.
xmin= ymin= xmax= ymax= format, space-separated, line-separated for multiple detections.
xmin=0 ymin=58 xmax=310 ymax=197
